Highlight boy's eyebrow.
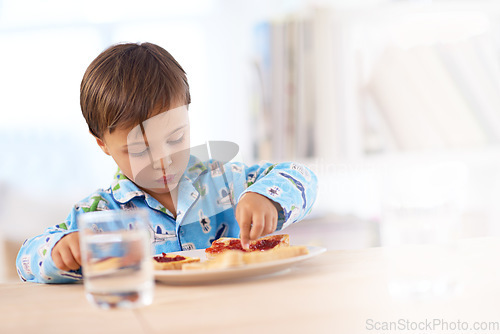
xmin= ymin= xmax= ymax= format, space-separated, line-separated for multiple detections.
xmin=125 ymin=124 xmax=188 ymax=147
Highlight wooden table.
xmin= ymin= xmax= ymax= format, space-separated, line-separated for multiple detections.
xmin=2 ymin=238 xmax=500 ymax=334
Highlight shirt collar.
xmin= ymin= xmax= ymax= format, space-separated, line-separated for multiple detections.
xmin=110 ymin=170 xmax=145 ymax=204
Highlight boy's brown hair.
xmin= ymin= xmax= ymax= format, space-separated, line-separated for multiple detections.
xmin=80 ymin=42 xmax=191 ymax=139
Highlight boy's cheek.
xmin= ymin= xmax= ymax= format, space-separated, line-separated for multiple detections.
xmin=129 ymin=156 xmax=151 ymax=180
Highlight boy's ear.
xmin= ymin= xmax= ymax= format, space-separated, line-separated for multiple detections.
xmin=93 ymin=133 xmax=110 ymax=156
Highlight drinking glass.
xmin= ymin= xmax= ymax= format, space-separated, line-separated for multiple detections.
xmin=78 ymin=209 xmax=154 ymax=309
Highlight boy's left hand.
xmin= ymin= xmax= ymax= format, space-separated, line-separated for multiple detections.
xmin=235 ymin=192 xmax=279 ymax=249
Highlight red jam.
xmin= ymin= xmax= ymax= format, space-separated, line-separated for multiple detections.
xmin=153 ymin=253 xmax=186 ymax=263
xmin=206 ymin=239 xmax=244 ymax=254
xmin=206 ymin=236 xmax=282 ymax=255
xmin=249 ymin=238 xmax=281 ymax=251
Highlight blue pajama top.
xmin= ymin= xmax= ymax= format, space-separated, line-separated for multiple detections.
xmin=16 ymin=157 xmax=318 ymax=283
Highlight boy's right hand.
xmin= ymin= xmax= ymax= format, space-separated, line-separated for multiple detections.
xmin=52 ymin=232 xmax=81 ymax=271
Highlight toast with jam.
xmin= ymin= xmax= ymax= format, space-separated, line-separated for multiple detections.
xmin=152 ymin=253 xmax=200 ymax=270
xmin=205 ymin=234 xmax=290 ymax=259
xmin=183 ymin=245 xmax=309 ymax=270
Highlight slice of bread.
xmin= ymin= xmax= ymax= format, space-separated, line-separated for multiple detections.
xmin=153 ymin=253 xmax=200 ymax=270
xmin=183 ymin=245 xmax=309 ymax=271
xmin=87 ymin=257 xmax=122 ymax=272
xmin=183 ymin=251 xmax=244 ymax=270
xmin=243 ymin=245 xmax=309 ymax=264
xmin=205 ymin=234 xmax=290 ymax=259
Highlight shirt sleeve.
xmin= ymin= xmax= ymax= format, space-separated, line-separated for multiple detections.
xmin=15 ymin=190 xmax=113 ymax=284
xmin=16 ymin=207 xmax=82 ymax=283
xmin=234 ymin=161 xmax=318 ymax=230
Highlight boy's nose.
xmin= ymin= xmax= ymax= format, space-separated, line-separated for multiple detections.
xmin=152 ymin=155 xmax=173 ymax=170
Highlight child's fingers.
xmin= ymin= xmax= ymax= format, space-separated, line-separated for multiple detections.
xmin=52 ymin=249 xmax=69 ymax=271
xmin=59 ymin=247 xmax=81 ymax=271
xmin=69 ymin=237 xmax=82 ymax=266
xmin=262 ymin=214 xmax=277 ymax=235
xmin=52 ymin=232 xmax=81 ymax=271
xmin=249 ymin=213 xmax=265 ymax=241
xmin=237 ymin=208 xmax=252 ymax=249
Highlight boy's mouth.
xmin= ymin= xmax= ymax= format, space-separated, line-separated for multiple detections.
xmin=157 ymin=174 xmax=176 ymax=185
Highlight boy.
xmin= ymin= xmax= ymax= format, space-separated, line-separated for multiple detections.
xmin=16 ymin=42 xmax=318 ymax=283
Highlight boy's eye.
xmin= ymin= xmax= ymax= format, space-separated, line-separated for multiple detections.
xmin=167 ymin=133 xmax=184 ymax=145
xmin=128 ymin=147 xmax=149 ymax=157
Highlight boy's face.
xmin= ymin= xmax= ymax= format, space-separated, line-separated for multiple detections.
xmin=97 ymin=105 xmax=191 ymax=194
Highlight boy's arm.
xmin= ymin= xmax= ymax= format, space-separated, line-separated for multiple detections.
xmin=15 ymin=189 xmax=114 ymax=283
xmin=16 ymin=207 xmax=83 ymax=283
xmin=236 ymin=161 xmax=318 ymax=230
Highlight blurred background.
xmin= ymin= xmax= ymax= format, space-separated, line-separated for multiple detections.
xmin=2 ymin=0 xmax=500 ymax=281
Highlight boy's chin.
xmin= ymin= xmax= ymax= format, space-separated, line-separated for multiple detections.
xmin=147 ymin=187 xmax=174 ymax=194
xmin=142 ymin=182 xmax=179 ymax=194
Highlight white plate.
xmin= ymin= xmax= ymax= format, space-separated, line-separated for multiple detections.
xmin=154 ymin=246 xmax=326 ymax=285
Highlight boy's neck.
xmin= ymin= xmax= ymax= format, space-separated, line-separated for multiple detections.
xmin=143 ymin=188 xmax=178 ymax=219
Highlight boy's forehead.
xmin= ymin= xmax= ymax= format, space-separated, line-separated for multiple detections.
xmin=127 ymin=105 xmax=189 ymax=140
